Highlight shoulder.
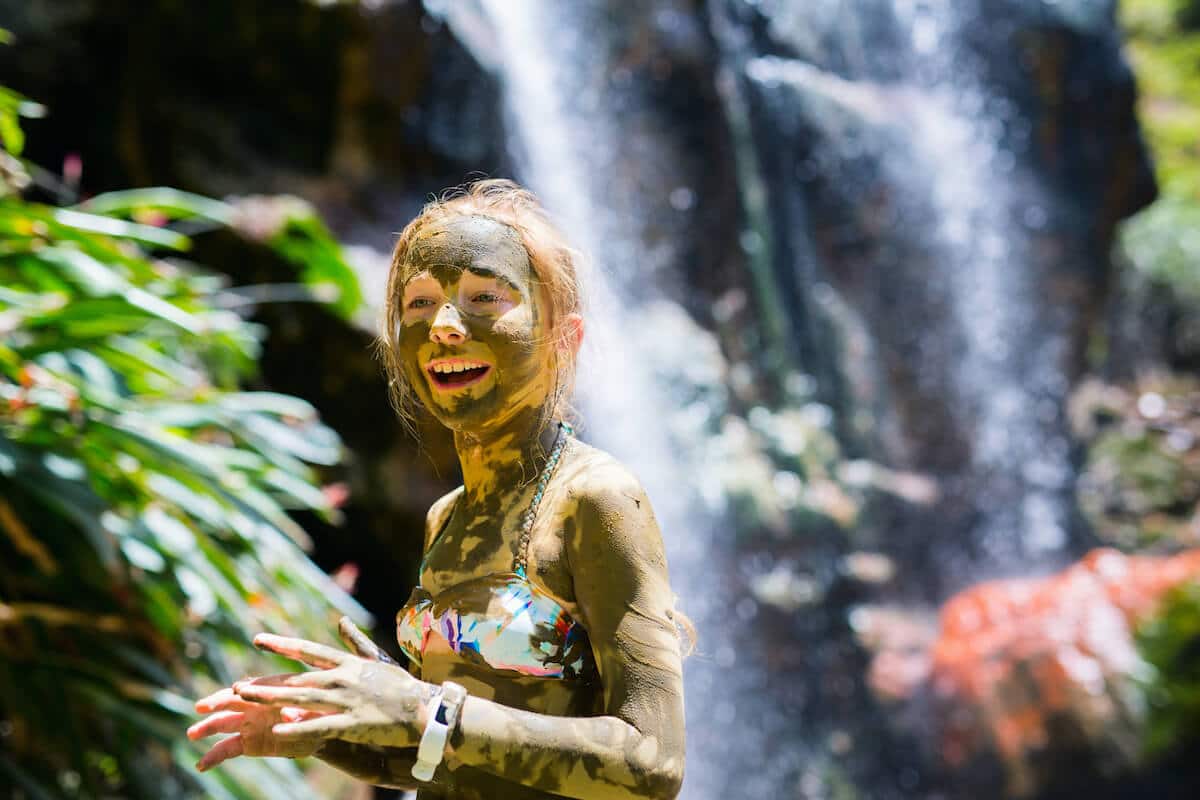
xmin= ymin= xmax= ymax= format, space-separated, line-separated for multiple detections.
xmin=558 ymin=441 xmax=661 ymax=562
xmin=557 ymin=442 xmax=680 ymax=669
xmin=423 ymin=485 xmax=464 ymax=551
xmin=560 ymin=441 xmax=652 ymax=519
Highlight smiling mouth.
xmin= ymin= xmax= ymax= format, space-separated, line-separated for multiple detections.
xmin=426 ymin=361 xmax=493 ymax=391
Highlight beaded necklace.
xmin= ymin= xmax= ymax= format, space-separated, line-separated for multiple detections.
xmin=514 ymin=420 xmax=573 ymax=578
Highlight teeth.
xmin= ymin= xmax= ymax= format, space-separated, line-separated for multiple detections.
xmin=429 ymin=361 xmax=488 ymax=374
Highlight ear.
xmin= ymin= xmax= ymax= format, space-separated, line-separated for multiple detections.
xmin=559 ymin=312 xmax=584 ymax=357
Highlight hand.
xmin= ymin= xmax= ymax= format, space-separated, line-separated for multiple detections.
xmin=335 ymin=615 xmax=400 ymax=665
xmin=188 ymin=687 xmax=330 ymax=771
xmin=232 ymin=631 xmax=436 ymax=750
xmin=188 ymin=617 xmax=394 ymax=771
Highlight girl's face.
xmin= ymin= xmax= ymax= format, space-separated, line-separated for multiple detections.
xmin=396 ymin=215 xmax=556 ymax=432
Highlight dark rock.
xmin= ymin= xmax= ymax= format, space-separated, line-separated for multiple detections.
xmin=709 ymin=0 xmax=1157 ymax=586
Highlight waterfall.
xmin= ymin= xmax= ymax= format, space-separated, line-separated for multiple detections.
xmin=712 ymin=0 xmax=1082 ymax=587
xmin=438 ymin=1 xmax=796 ymax=795
xmin=421 ymin=0 xmax=1141 ymax=796
xmin=887 ymin=0 xmax=1076 ymax=571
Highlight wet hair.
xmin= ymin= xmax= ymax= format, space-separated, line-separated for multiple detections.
xmin=375 ymin=178 xmax=584 ymax=434
xmin=376 ymin=179 xmax=697 ymax=659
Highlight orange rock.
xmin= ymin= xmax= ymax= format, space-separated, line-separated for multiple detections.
xmin=917 ymin=548 xmax=1200 ymax=794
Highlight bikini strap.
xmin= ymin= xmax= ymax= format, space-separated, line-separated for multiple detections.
xmin=422 ymin=423 xmax=572 ymax=579
xmin=514 ymin=421 xmax=572 ymax=578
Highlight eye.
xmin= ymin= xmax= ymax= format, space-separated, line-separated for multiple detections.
xmin=405 ymin=297 xmax=435 ymax=310
xmin=471 ymin=292 xmax=501 ymax=304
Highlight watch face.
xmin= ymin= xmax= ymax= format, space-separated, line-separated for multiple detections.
xmin=438 ymin=681 xmax=469 ymax=726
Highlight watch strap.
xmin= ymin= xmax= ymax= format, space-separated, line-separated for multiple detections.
xmin=410 ymin=689 xmax=447 ymax=781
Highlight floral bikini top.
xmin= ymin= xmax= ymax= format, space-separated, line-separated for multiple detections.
xmin=395 ymin=486 xmax=597 ymax=682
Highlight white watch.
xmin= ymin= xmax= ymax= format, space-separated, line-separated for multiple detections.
xmin=411 ymin=690 xmax=448 ymax=781
xmin=410 ymin=681 xmax=469 ymax=781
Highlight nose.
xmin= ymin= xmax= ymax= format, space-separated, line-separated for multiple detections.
xmin=430 ymin=302 xmax=469 ymax=345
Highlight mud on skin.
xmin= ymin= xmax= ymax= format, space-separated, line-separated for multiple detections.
xmin=396 ymin=216 xmax=554 ymax=447
xmin=312 ymin=442 xmax=686 ymax=799
xmin=192 ymin=211 xmax=686 ymax=799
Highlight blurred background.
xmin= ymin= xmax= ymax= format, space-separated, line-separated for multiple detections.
xmin=1 ymin=0 xmax=1198 ymax=798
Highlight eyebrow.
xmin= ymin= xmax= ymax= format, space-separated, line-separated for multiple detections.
xmin=403 ymin=265 xmax=522 ymax=293
xmin=461 ymin=266 xmax=521 ymax=291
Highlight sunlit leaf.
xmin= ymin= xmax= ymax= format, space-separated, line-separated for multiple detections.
xmin=79 ymin=188 xmax=235 ymax=226
xmin=216 ymin=391 xmax=318 ymax=420
xmin=52 ymin=208 xmax=191 ymax=250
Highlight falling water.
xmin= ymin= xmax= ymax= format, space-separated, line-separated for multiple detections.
xmin=886 ymin=0 xmax=1076 ymax=570
xmin=440 ymin=1 xmax=795 ymax=796
xmin=426 ymin=0 xmax=1091 ymax=796
xmin=722 ymin=0 xmax=1079 ymax=580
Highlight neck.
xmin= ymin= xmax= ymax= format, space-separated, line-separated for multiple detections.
xmin=452 ymin=407 xmax=561 ymax=511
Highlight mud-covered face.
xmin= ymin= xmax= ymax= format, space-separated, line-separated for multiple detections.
xmin=396 ymin=215 xmax=555 ymax=432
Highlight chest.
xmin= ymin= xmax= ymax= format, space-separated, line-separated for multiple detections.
xmin=421 ymin=486 xmax=578 ymax=612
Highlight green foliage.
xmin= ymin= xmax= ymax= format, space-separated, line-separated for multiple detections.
xmin=259 ymin=201 xmax=365 ymax=321
xmin=0 ymin=30 xmax=43 ymax=161
xmin=1120 ymin=194 xmax=1200 ymax=302
xmin=1073 ymin=376 xmax=1200 ymax=548
xmin=0 ymin=113 xmax=367 ymax=795
xmin=1136 ymin=581 xmax=1200 ymax=758
xmin=78 ymin=189 xmax=364 ymax=321
xmin=1119 ymin=0 xmax=1200 ymax=299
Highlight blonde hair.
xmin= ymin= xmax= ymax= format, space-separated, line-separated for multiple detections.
xmin=375 ymin=179 xmax=584 ymax=434
xmin=375 ymin=180 xmax=698 ymax=658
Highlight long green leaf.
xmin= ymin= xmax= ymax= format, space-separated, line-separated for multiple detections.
xmin=53 ymin=207 xmax=191 ymax=250
xmin=79 ymin=188 xmax=235 ymax=225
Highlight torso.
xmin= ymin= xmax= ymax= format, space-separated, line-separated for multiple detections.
xmin=400 ymin=438 xmax=605 ymax=719
xmin=398 ymin=439 xmax=683 ymax=800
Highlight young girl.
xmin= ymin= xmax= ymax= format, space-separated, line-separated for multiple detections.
xmin=188 ymin=180 xmax=688 ymax=799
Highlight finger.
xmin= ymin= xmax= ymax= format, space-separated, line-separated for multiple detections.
xmin=233 ymin=683 xmax=345 ymax=712
xmin=280 ymin=706 xmax=329 ymax=723
xmin=337 ymin=617 xmax=374 ymax=658
xmin=234 ymin=671 xmax=329 ymax=690
xmin=196 ymin=734 xmax=244 ymax=772
xmin=187 ymin=711 xmax=244 ymax=740
xmin=337 ymin=617 xmax=397 ymax=664
xmin=272 ymin=713 xmax=356 ymax=741
xmin=253 ymin=633 xmax=347 ymax=670
xmin=195 ymin=687 xmax=261 ymax=714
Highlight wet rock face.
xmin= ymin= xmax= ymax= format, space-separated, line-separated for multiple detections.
xmin=710 ymin=0 xmax=1157 ymax=582
xmin=0 ymin=0 xmax=508 ymax=241
xmin=1 ymin=0 xmax=354 ymax=190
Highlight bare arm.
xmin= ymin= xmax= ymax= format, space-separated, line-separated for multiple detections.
xmin=444 ymin=467 xmax=686 ymax=799
xmin=314 ymin=741 xmax=422 ymax=789
xmin=316 ymin=741 xmax=576 ymax=798
xmin=239 ymin=470 xmax=685 ymax=798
